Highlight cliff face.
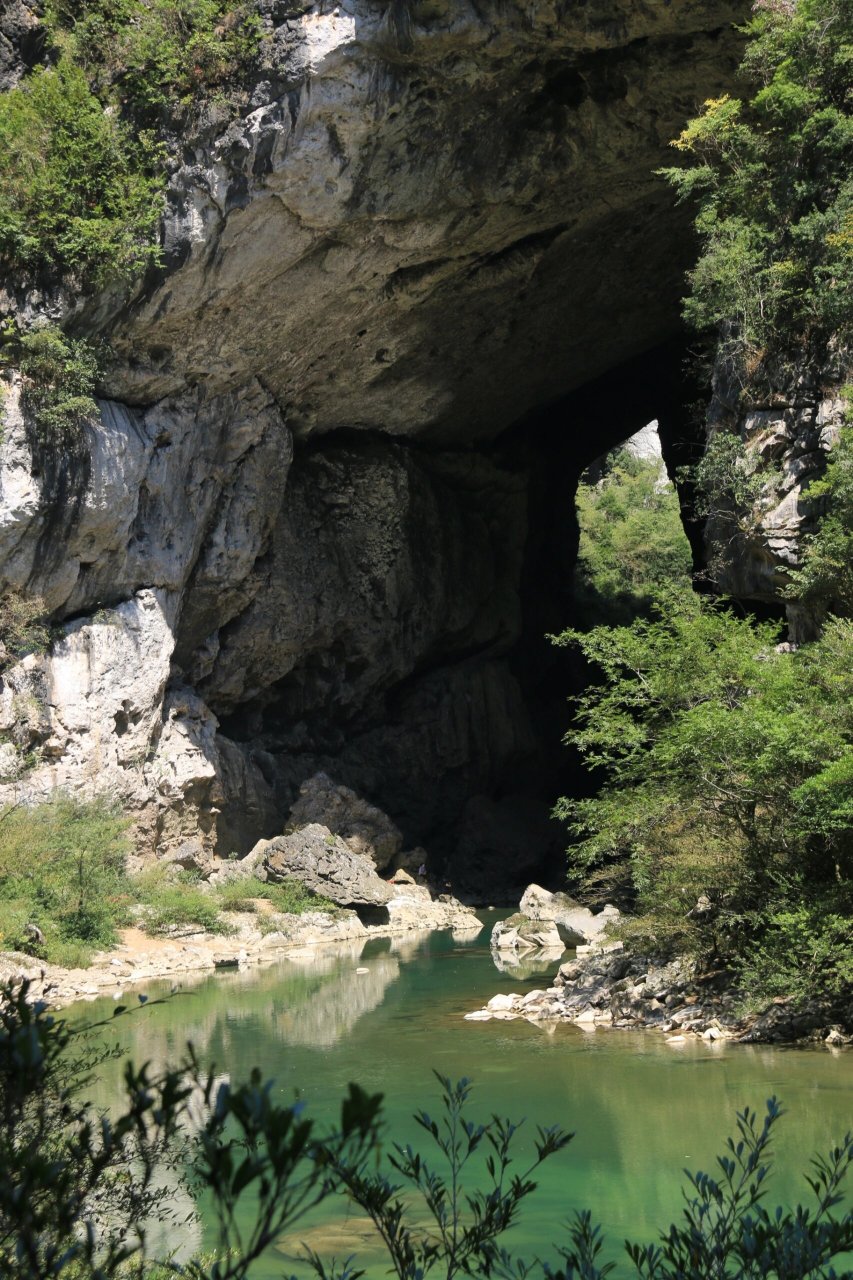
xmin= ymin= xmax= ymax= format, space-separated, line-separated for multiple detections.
xmin=0 ymin=0 xmax=747 ymax=882
xmin=702 ymin=350 xmax=851 ymax=643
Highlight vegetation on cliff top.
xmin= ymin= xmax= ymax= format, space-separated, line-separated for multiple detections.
xmin=0 ymin=0 xmax=260 ymax=287
xmin=660 ymin=0 xmax=853 ymax=368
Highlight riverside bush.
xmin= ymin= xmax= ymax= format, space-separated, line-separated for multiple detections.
xmin=132 ymin=866 xmax=226 ymax=937
xmin=2 ymin=986 xmax=853 ymax=1280
xmin=214 ymin=874 xmax=334 ymax=915
xmin=553 ymin=600 xmax=853 ymax=981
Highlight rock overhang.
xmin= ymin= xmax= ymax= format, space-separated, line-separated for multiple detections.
xmin=98 ymin=0 xmax=748 ymax=443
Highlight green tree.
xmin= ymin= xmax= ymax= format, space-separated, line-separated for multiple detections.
xmin=0 ymin=0 xmax=261 ymax=286
xmin=660 ymin=0 xmax=853 ymax=367
xmin=553 ymin=598 xmax=853 ymax=975
xmin=13 ymin=325 xmax=102 ymax=443
xmin=0 ymin=60 xmax=163 ymax=286
xmin=574 ymin=450 xmax=693 ymax=625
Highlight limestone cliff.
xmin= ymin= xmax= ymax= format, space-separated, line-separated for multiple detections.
xmin=0 ymin=0 xmax=748 ymax=882
xmin=701 ymin=349 xmax=851 ymax=643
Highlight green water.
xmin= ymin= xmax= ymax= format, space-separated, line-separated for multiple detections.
xmin=79 ymin=917 xmax=853 ymax=1275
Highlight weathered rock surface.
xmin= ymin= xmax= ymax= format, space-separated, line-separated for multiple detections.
xmin=287 ymin=772 xmax=403 ymax=869
xmin=519 ymin=883 xmax=620 ymax=946
xmin=702 ymin=351 xmax=852 ymax=641
xmin=491 ymin=912 xmax=564 ymax=953
xmin=0 ymin=0 xmax=749 ymax=880
xmin=262 ymin=823 xmax=395 ymax=906
xmin=93 ymin=0 xmax=746 ymax=444
xmin=0 ymin=0 xmax=39 ymax=92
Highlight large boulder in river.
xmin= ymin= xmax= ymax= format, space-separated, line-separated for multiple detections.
xmin=262 ymin=824 xmax=394 ymax=908
xmin=491 ymin=913 xmax=564 ymax=954
xmin=519 ymin=884 xmax=620 ymax=947
xmin=287 ymin=773 xmax=403 ymax=871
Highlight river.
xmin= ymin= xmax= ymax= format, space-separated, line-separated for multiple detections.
xmin=77 ymin=914 xmax=853 ymax=1276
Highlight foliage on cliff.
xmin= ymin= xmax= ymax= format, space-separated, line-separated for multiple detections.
xmin=15 ymin=325 xmax=101 ymax=441
xmin=660 ymin=0 xmax=853 ymax=366
xmin=788 ymin=414 xmax=853 ymax=617
xmin=574 ymin=450 xmax=693 ymax=625
xmin=554 ymin=600 xmax=853 ymax=998
xmin=0 ymin=0 xmax=260 ymax=286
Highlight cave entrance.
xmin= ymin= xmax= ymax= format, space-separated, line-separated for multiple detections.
xmin=211 ymin=342 xmax=706 ymax=903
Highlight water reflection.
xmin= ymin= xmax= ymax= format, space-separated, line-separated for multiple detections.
xmin=76 ymin=920 xmax=853 ymax=1280
xmin=491 ymin=945 xmax=566 ymax=980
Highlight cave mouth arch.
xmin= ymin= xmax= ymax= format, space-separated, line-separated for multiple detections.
xmin=209 ymin=339 xmax=708 ymax=901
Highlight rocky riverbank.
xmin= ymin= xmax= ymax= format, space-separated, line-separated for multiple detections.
xmin=1 ymin=890 xmax=480 ymax=1009
xmin=466 ymin=940 xmax=853 ymax=1047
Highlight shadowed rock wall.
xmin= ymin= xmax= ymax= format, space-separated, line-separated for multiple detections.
xmin=0 ymin=0 xmax=748 ymax=889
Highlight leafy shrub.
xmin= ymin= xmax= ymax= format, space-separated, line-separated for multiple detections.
xmin=215 ymin=873 xmax=335 ymax=916
xmin=45 ymin=0 xmax=263 ymax=120
xmin=737 ymin=902 xmax=853 ymax=1006
xmin=0 ymin=0 xmax=261 ymax=286
xmin=132 ymin=866 xmax=226 ymax=936
xmin=553 ymin=600 xmax=853 ymax=982
xmin=660 ymin=0 xmax=853 ymax=365
xmin=0 ymin=59 xmax=164 ymax=285
xmin=574 ymin=449 xmax=693 ymax=625
xmin=787 ymin=412 xmax=853 ymax=618
xmin=0 ymin=795 xmax=130 ymax=964
xmin=2 ymin=994 xmax=853 ymax=1280
xmin=0 ymin=588 xmax=49 ymax=669
xmin=15 ymin=325 xmax=101 ymax=442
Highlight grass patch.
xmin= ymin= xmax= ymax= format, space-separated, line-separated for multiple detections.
xmin=0 ymin=795 xmax=130 ymax=965
xmin=0 ymin=801 xmax=339 ymax=965
xmin=214 ymin=874 xmax=335 ymax=916
xmin=131 ymin=866 xmax=227 ymax=936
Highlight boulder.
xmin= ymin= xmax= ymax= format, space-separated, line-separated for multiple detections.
xmin=491 ymin=913 xmax=564 ymax=954
xmin=519 ymin=884 xmax=620 ymax=947
xmin=207 ymin=841 xmax=269 ymax=886
xmin=287 ymin=773 xmax=403 ymax=871
xmin=161 ymin=836 xmax=215 ymax=879
xmin=262 ymin=824 xmax=394 ymax=908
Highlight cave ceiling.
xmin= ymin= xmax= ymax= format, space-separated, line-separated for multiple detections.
xmin=100 ymin=0 xmax=748 ymax=444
